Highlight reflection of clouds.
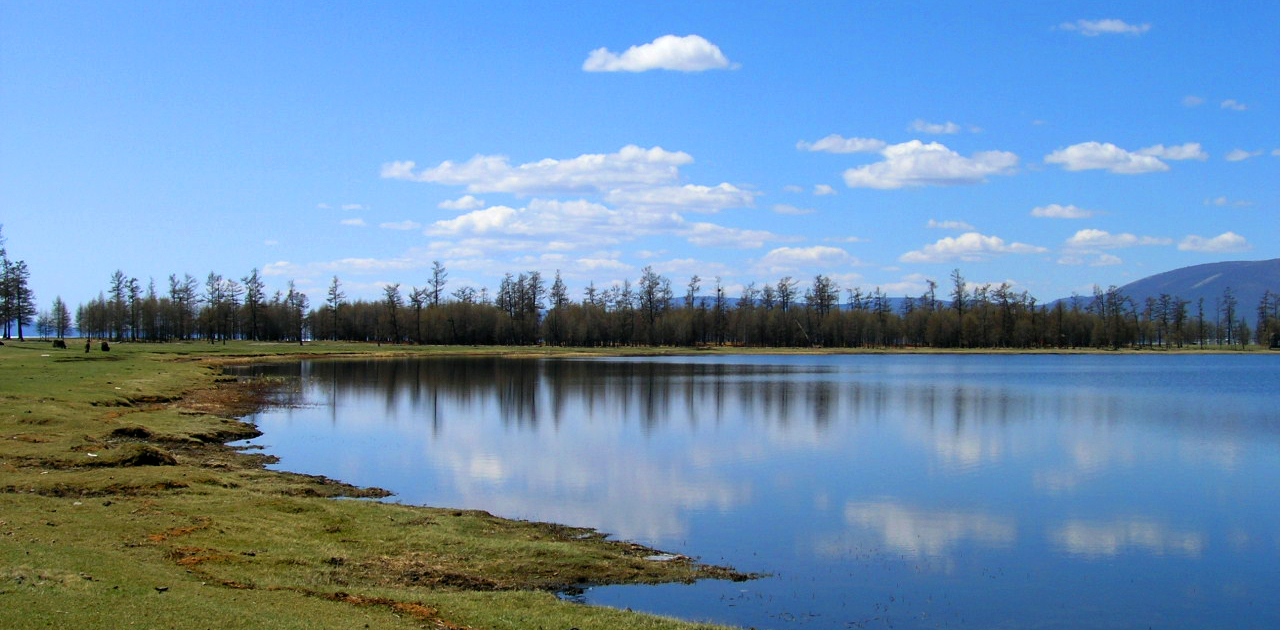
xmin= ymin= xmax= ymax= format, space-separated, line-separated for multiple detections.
xmin=1051 ymin=518 xmax=1203 ymax=558
xmin=841 ymin=500 xmax=1016 ymax=558
xmin=928 ymin=432 xmax=1003 ymax=471
xmin=1178 ymin=438 xmax=1242 ymax=471
xmin=1034 ymin=435 xmax=1135 ymax=494
xmin=422 ymin=408 xmax=753 ymax=543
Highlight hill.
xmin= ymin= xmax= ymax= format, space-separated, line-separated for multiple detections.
xmin=1064 ymin=258 xmax=1280 ymax=313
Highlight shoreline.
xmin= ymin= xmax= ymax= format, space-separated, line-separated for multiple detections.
xmin=0 ymin=340 xmax=752 ymax=630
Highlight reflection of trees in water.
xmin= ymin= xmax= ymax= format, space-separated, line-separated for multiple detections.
xmin=239 ymin=357 xmax=1270 ymax=438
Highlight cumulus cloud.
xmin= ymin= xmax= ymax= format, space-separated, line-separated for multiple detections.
xmin=605 ymin=183 xmax=757 ymax=212
xmin=1045 ymin=142 xmax=1170 ymax=174
xmin=340 ymin=218 xmax=366 ymax=227
xmin=1182 ymin=95 xmax=1205 ymax=107
xmin=1178 ymin=232 xmax=1251 ymax=253
xmin=813 ymin=184 xmax=837 ymax=196
xmin=908 ymin=119 xmax=962 ymax=134
xmin=1058 ymin=19 xmax=1151 ymax=36
xmin=796 ymin=135 xmax=887 ymax=154
xmin=1030 ymin=204 xmax=1097 ymax=219
xmin=438 ymin=195 xmax=485 ymax=210
xmin=1205 ymin=196 xmax=1254 ymax=207
xmin=1225 ymin=149 xmax=1262 ymax=162
xmin=772 ymin=204 xmax=815 ymax=215
xmin=926 ymin=219 xmax=976 ymax=230
xmin=1065 ymin=229 xmax=1171 ymax=250
xmin=382 ymin=145 xmax=693 ymax=195
xmin=582 ymin=35 xmax=736 ymax=72
xmin=1220 ymin=99 xmax=1248 ymax=111
xmin=426 ymin=198 xmax=784 ymax=250
xmin=341 ymin=203 xmax=367 ymax=211
xmin=682 ymin=222 xmax=780 ymax=249
xmin=379 ymin=220 xmax=423 ymax=231
xmin=758 ymin=246 xmax=859 ymax=273
xmin=428 ymin=205 xmax=524 ymax=236
xmin=1136 ymin=143 xmax=1207 ymax=161
xmin=899 ymin=232 xmax=1046 ymax=263
xmin=1092 ymin=254 xmax=1123 ymax=266
xmin=783 ymin=184 xmax=804 ymax=193
xmin=843 ymin=140 xmax=1018 ymax=189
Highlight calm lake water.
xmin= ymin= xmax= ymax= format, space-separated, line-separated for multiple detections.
xmin=234 ymin=354 xmax=1280 ymax=630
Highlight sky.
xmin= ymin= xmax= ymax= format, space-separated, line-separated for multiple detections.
xmin=2 ymin=1 xmax=1276 ymax=308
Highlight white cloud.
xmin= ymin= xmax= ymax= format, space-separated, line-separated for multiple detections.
xmin=876 ymin=273 xmax=933 ymax=296
xmin=783 ymin=184 xmax=804 ymax=193
xmin=843 ymin=140 xmax=1018 ymax=189
xmin=682 ymin=222 xmax=781 ymax=249
xmin=772 ymin=203 xmax=815 ymax=215
xmin=428 ymin=205 xmax=523 ymax=236
xmin=1136 ymin=142 xmax=1207 ymax=161
xmin=823 ymin=236 xmax=869 ymax=243
xmin=605 ymin=183 xmax=757 ymax=212
xmin=316 ymin=203 xmax=331 ymax=209
xmin=1058 ymin=19 xmax=1151 ymax=36
xmin=1272 ymin=149 xmax=1280 ymax=156
xmin=341 ymin=203 xmax=367 ymax=211
xmin=1044 ymin=142 xmax=1169 ymax=174
xmin=1220 ymin=99 xmax=1248 ymax=111
xmin=1065 ymin=229 xmax=1171 ymax=250
xmin=908 ymin=119 xmax=962 ymax=134
xmin=379 ymin=220 xmax=423 ymax=231
xmin=263 ymin=239 xmax=279 ymax=246
xmin=1182 ymin=95 xmax=1205 ymax=107
xmin=382 ymin=145 xmax=693 ymax=195
xmin=1205 ymin=196 xmax=1254 ymax=207
xmin=438 ymin=195 xmax=486 ymax=210
xmin=1225 ymin=149 xmax=1262 ymax=162
xmin=758 ymin=246 xmax=859 ymax=273
xmin=926 ymin=218 xmax=976 ymax=230
xmin=1092 ymin=253 xmax=1123 ymax=266
xmin=796 ymin=134 xmax=887 ymax=154
xmin=1178 ymin=232 xmax=1251 ymax=253
xmin=1030 ymin=203 xmax=1097 ymax=219
xmin=582 ymin=34 xmax=736 ymax=72
xmin=899 ymin=232 xmax=1046 ymax=263
xmin=813 ymin=184 xmax=837 ymax=196
xmin=426 ymin=198 xmax=785 ymax=250
xmin=340 ymin=218 xmax=366 ymax=227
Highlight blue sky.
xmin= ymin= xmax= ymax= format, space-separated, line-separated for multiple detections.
xmin=2 ymin=1 xmax=1276 ymax=307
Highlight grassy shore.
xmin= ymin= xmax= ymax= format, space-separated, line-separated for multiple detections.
xmin=0 ymin=340 xmax=755 ymax=630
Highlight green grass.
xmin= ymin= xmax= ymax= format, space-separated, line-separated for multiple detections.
xmin=0 ymin=340 xmax=746 ymax=630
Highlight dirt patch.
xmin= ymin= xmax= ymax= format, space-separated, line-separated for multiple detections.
xmin=89 ymin=443 xmax=178 ymax=467
xmin=146 ymin=517 xmax=212 ymax=543
xmin=110 ymin=425 xmax=154 ymax=439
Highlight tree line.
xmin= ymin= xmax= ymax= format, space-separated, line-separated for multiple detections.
xmin=52 ymin=261 xmax=1280 ymax=350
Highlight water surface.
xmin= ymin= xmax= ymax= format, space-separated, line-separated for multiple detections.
xmin=236 ymin=354 xmax=1280 ymax=629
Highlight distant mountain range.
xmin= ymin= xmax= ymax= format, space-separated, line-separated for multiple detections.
xmin=1056 ymin=258 xmax=1280 ymax=312
xmin=678 ymin=259 xmax=1280 ymax=315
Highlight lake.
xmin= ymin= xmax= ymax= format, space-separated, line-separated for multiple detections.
xmin=234 ymin=354 xmax=1280 ymax=629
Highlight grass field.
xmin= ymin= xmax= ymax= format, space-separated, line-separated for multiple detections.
xmin=0 ymin=340 xmax=748 ymax=630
